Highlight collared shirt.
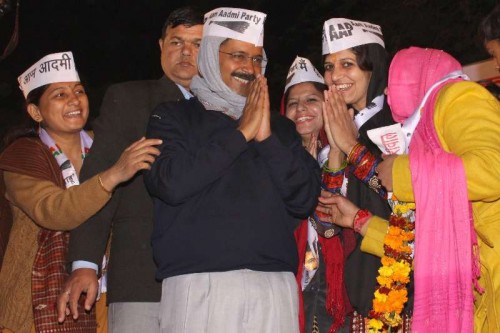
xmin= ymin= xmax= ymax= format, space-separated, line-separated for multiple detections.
xmin=176 ymin=83 xmax=193 ymax=100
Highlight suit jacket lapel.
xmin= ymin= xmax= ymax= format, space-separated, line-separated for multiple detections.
xmin=153 ymin=76 xmax=185 ymax=106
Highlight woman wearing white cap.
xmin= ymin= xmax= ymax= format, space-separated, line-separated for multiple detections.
xmin=0 ymin=52 xmax=162 ymax=333
xmin=282 ymin=56 xmax=357 ymax=333
xmin=317 ymin=18 xmax=413 ymax=331
xmin=322 ymin=46 xmax=500 ymax=332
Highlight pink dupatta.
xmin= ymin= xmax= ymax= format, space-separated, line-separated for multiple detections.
xmin=388 ymin=47 xmax=479 ymax=332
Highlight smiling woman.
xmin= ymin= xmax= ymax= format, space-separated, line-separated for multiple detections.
xmin=323 ymin=48 xmax=372 ymax=111
xmin=314 ymin=17 xmax=413 ymax=332
xmin=285 ymin=82 xmax=325 ymax=140
xmin=26 ymin=82 xmax=90 ymax=161
xmin=282 ymin=56 xmax=355 ymax=333
xmin=0 ymin=51 xmax=164 ymax=333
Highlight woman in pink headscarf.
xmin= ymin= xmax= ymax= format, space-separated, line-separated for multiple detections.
xmin=385 ymin=46 xmax=500 ymax=333
xmin=323 ymin=47 xmax=500 ymax=332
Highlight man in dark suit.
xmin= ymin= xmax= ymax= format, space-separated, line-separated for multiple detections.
xmin=56 ymin=7 xmax=203 ymax=332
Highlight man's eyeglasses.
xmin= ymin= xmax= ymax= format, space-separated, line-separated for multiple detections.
xmin=219 ymin=51 xmax=268 ymax=68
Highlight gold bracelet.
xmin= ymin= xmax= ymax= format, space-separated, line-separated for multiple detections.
xmin=347 ymin=142 xmax=362 ymax=164
xmin=97 ymin=174 xmax=113 ymax=194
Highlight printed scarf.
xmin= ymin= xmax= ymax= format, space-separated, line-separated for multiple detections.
xmin=32 ymin=129 xmax=96 ymax=333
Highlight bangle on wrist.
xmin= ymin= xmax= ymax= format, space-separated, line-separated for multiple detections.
xmin=322 ymin=175 xmax=344 ymax=194
xmin=97 ymin=174 xmax=113 ymax=194
xmin=353 ymin=209 xmax=372 ymax=233
xmin=323 ymin=159 xmax=347 ymax=173
xmin=347 ymin=143 xmax=362 ymax=164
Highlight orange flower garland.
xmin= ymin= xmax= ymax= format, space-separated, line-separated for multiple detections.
xmin=368 ymin=199 xmax=415 ymax=333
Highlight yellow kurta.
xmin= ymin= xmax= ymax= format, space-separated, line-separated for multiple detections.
xmin=361 ymin=81 xmax=500 ymax=332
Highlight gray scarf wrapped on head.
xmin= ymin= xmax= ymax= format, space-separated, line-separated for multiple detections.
xmin=190 ymin=36 xmax=247 ymax=119
xmin=191 ymin=36 xmax=266 ymax=119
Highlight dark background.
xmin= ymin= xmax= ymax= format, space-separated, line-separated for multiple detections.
xmin=0 ymin=0 xmax=497 ymax=142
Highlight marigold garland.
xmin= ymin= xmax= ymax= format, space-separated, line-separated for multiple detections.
xmin=368 ymin=199 xmax=415 ymax=333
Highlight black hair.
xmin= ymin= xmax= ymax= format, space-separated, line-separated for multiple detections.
xmin=1 ymin=116 xmax=38 ymax=152
xmin=479 ymin=4 xmax=500 ymax=43
xmin=284 ymin=81 xmax=328 ymax=106
xmin=160 ymin=6 xmax=204 ymax=39
xmin=322 ymin=43 xmax=388 ymax=110
xmin=349 ymin=43 xmax=389 ymax=109
xmin=346 ymin=43 xmax=393 ymax=154
xmin=25 ymin=84 xmax=49 ymax=107
xmin=282 ymin=81 xmax=329 ymax=147
xmin=1 ymin=84 xmax=49 ymax=151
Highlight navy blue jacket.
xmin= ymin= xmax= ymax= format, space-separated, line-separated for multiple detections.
xmin=144 ymin=98 xmax=321 ymax=280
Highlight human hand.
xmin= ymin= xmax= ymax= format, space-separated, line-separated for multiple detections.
xmin=323 ymin=86 xmax=358 ymax=154
xmin=255 ymin=76 xmax=271 ymax=142
xmin=57 ymin=268 xmax=99 ymax=322
xmin=376 ymin=154 xmax=397 ymax=192
xmin=238 ymin=76 xmax=264 ymax=142
xmin=305 ymin=133 xmax=318 ymax=159
xmin=316 ymin=190 xmax=360 ymax=229
xmin=98 ymin=137 xmax=162 ymax=191
xmin=326 ymin=145 xmax=345 ymax=170
xmin=322 ymin=104 xmax=343 ymax=157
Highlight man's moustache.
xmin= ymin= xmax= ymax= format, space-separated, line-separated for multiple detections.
xmin=232 ymin=72 xmax=256 ymax=82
